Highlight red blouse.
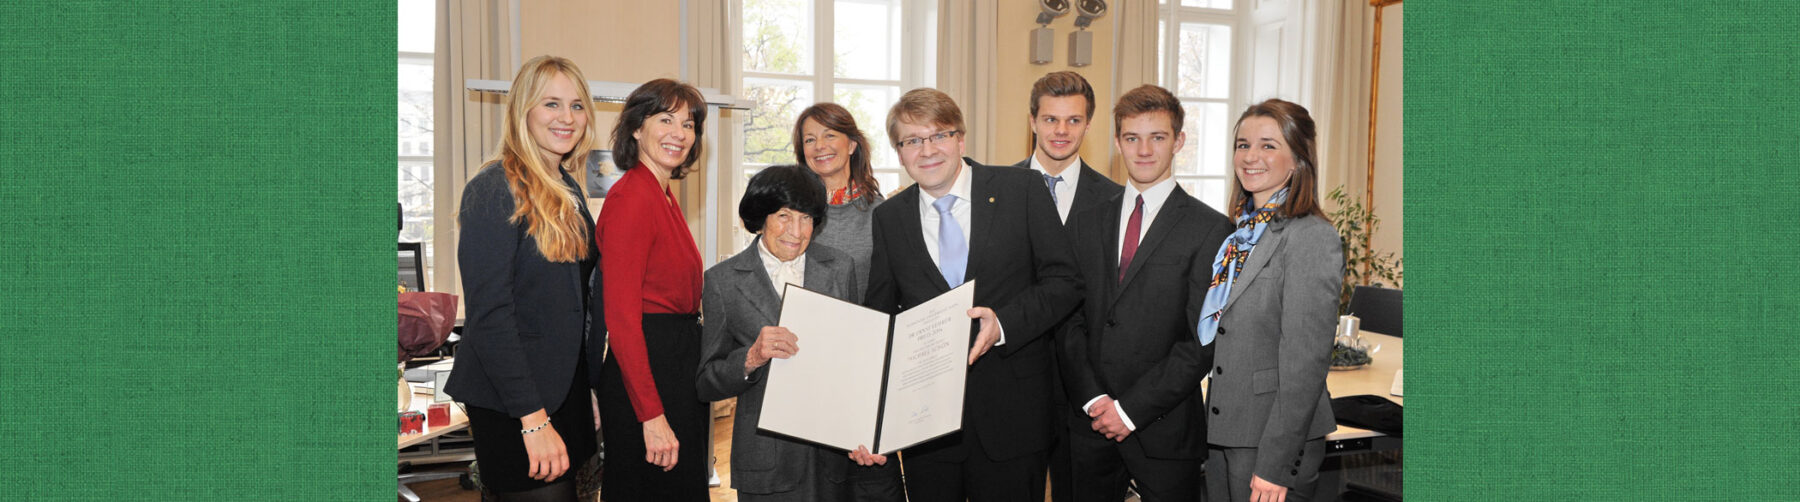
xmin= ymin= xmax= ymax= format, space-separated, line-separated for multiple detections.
xmin=595 ymin=165 xmax=704 ymax=422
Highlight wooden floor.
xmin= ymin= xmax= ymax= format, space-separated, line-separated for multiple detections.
xmin=404 ymin=404 xmax=1108 ymax=502
xmin=403 ymin=410 xmax=744 ymax=502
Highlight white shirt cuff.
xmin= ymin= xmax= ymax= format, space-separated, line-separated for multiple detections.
xmin=994 ymin=318 xmax=1007 ymax=346
xmin=1082 ymin=395 xmax=1107 ymax=413
xmin=1113 ymin=401 xmax=1137 ymax=431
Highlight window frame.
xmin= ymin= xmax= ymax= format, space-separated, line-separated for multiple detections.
xmin=735 ymin=0 xmax=935 ymax=250
xmin=398 ymin=44 xmax=436 ymax=288
xmin=1159 ymin=2 xmax=1243 ymax=214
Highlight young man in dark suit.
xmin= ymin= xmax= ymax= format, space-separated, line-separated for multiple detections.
xmin=1059 ymin=84 xmax=1233 ymax=501
xmin=1011 ymin=71 xmax=1123 ymax=228
xmin=1009 ymin=71 xmax=1123 ymax=502
xmin=853 ymin=87 xmax=1082 ymax=502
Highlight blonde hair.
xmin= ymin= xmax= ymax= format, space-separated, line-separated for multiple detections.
xmin=490 ymin=55 xmax=597 ymax=262
xmin=885 ymin=88 xmax=966 ymax=147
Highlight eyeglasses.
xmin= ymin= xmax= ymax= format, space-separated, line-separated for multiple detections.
xmin=895 ymin=130 xmax=961 ymax=151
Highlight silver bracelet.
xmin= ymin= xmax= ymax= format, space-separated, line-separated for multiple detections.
xmin=521 ymin=419 xmax=551 ymax=435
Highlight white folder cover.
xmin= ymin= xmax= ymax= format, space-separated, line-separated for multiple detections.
xmin=757 ymin=281 xmax=975 ymax=454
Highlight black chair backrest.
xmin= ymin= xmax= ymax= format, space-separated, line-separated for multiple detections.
xmin=1349 ymin=285 xmax=1402 ymax=337
xmin=400 ymin=242 xmax=425 ymax=292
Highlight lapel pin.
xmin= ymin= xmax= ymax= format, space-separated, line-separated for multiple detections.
xmin=988 ymin=197 xmax=995 ymax=203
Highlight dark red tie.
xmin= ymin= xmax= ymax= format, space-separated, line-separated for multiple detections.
xmin=1118 ymin=195 xmax=1144 ymax=283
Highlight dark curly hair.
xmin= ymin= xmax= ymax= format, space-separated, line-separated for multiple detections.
xmin=738 ymin=164 xmax=829 ymax=234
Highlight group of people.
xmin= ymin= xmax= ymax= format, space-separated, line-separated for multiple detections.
xmin=446 ymin=54 xmax=1344 ymax=502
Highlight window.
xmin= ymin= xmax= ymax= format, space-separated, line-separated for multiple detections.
xmin=1158 ymin=0 xmax=1237 ymax=213
xmin=398 ymin=0 xmax=435 ymax=288
xmin=738 ymin=0 xmax=935 ymax=250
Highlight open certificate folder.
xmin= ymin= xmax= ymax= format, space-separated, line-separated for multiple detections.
xmin=757 ymin=281 xmax=976 ymax=455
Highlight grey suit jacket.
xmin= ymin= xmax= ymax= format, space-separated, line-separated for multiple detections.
xmin=696 ymin=239 xmax=858 ymax=495
xmin=1200 ymin=214 xmax=1343 ymax=489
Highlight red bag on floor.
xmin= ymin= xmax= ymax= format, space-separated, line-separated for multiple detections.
xmin=399 ymin=292 xmax=458 ymax=362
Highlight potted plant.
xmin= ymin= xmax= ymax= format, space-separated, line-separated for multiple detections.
xmin=1325 ymin=186 xmax=1403 ymax=314
xmin=1325 ymin=186 xmax=1402 ymax=369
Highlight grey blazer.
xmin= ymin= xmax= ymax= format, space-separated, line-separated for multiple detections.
xmin=1199 ymin=214 xmax=1343 ymax=488
xmin=696 ymin=239 xmax=858 ymax=495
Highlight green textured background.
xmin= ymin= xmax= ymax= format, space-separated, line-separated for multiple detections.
xmin=3 ymin=1 xmax=1799 ymax=500
xmin=1407 ymin=2 xmax=1800 ymax=500
xmin=0 ymin=1 xmax=392 ymax=499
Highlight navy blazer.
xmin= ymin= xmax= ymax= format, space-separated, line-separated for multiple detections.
xmin=444 ymin=163 xmax=598 ymax=418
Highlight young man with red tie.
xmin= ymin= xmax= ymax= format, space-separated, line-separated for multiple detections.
xmin=1058 ymin=84 xmax=1232 ymax=501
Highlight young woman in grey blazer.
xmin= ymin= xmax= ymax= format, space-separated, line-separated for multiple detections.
xmin=1194 ymin=99 xmax=1345 ymax=502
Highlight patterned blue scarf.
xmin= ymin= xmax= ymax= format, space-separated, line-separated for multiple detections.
xmin=1196 ymin=188 xmax=1288 ymax=345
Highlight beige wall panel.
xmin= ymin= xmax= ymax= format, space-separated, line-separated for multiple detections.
xmin=1372 ymin=4 xmax=1402 ymax=270
xmin=520 ymin=0 xmax=683 ymax=154
xmin=991 ymin=2 xmax=1116 ymax=177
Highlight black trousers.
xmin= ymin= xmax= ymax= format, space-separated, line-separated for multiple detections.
xmin=1066 ymin=421 xmax=1202 ymax=502
xmin=465 ymin=356 xmax=596 ymax=494
xmin=848 ymin=459 xmax=905 ymax=502
xmin=901 ymin=427 xmax=1048 ymax=502
xmin=596 ymin=314 xmax=709 ymax=502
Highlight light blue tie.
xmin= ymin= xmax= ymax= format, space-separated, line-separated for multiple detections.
xmin=934 ymin=195 xmax=967 ymax=286
xmin=1043 ymin=173 xmax=1063 ymax=206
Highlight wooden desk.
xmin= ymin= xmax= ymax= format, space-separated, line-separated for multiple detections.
xmin=399 ymin=386 xmax=472 ymax=501
xmin=399 ymin=386 xmax=469 ymax=450
xmin=1325 ymin=331 xmax=1402 ymax=445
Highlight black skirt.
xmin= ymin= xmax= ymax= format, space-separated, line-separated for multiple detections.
xmin=465 ymin=355 xmax=596 ymax=493
xmin=597 ymin=313 xmax=710 ymax=502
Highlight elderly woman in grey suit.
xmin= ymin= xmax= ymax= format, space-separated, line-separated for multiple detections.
xmin=1194 ymin=99 xmax=1344 ymax=502
xmin=697 ymin=164 xmax=858 ymax=501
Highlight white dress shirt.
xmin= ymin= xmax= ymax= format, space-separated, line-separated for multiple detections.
xmin=1028 ymin=155 xmax=1082 ymax=224
xmin=1114 ymin=178 xmax=1179 ymax=263
xmin=751 ymin=237 xmax=806 ymax=381
xmin=914 ymin=161 xmax=1005 ymax=346
xmin=757 ymin=236 xmax=806 ymax=295
xmin=916 ymin=160 xmax=974 ymax=267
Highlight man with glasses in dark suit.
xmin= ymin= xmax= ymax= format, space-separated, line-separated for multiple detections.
xmin=854 ymin=87 xmax=1081 ymax=502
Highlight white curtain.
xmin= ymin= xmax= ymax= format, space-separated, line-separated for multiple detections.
xmin=1318 ymin=0 xmax=1374 ymax=197
xmin=685 ymin=0 xmax=743 ymax=263
xmin=935 ymin=0 xmax=999 ymax=163
xmin=432 ymin=0 xmax=515 ymax=296
xmin=1105 ymin=0 xmax=1166 ymax=177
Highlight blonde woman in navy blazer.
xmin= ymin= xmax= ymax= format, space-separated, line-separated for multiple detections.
xmin=446 ymin=55 xmax=600 ymax=502
xmin=1198 ymin=99 xmax=1344 ymax=502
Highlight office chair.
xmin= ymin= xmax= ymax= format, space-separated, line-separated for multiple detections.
xmin=1348 ymin=285 xmax=1402 ymax=337
xmin=399 ymin=242 xmax=425 ymax=292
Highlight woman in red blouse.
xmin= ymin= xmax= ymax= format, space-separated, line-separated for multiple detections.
xmin=593 ymin=78 xmax=710 ymax=501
